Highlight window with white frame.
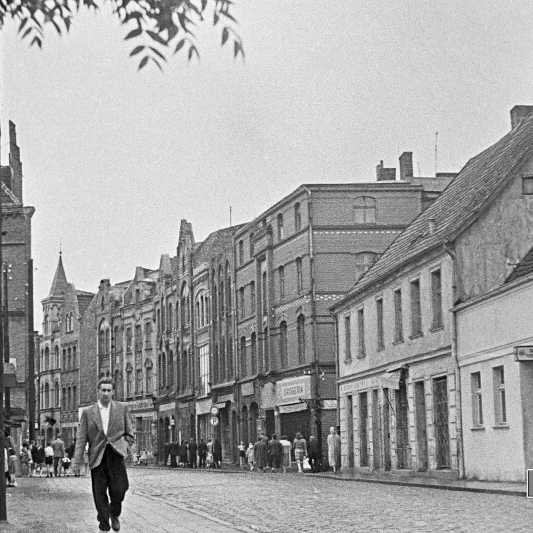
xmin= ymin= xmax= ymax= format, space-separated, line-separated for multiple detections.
xmin=471 ymin=371 xmax=483 ymax=427
xmin=493 ymin=366 xmax=507 ymax=425
xmin=198 ymin=344 xmax=210 ymax=396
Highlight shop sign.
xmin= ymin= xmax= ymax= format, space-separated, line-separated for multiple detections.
xmin=277 ymin=376 xmax=311 ymax=405
xmin=339 ymin=377 xmax=378 ymax=395
xmin=322 ymin=399 xmax=337 ymax=410
xmin=126 ymin=399 xmax=154 ymax=411
xmin=515 ymin=346 xmax=533 ymax=361
xmin=159 ymin=402 xmax=176 ymax=412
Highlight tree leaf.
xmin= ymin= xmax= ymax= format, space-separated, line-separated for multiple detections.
xmin=22 ymin=27 xmax=33 ymax=40
xmin=125 ymin=28 xmax=143 ymax=40
xmin=201 ymin=0 xmax=208 ymax=11
xmin=149 ymin=47 xmax=167 ymax=62
xmin=221 ymin=27 xmax=229 ymax=46
xmin=233 ymin=40 xmax=240 ymax=58
xmin=174 ymin=39 xmax=185 ymax=54
xmin=151 ymin=57 xmax=163 ymax=72
xmin=18 ymin=18 xmax=29 ymax=34
xmin=220 ymin=10 xmax=237 ymax=24
xmin=214 ymin=12 xmax=219 ymax=26
xmin=138 ymin=56 xmax=149 ymax=71
xmin=147 ymin=30 xmax=168 ymax=47
xmin=130 ymin=45 xmax=144 ymax=57
xmin=31 ymin=36 xmax=42 ymax=49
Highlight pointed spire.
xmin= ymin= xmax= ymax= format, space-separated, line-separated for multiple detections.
xmin=49 ymin=251 xmax=68 ymax=297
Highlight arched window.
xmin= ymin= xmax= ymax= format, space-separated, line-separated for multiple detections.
xmin=251 ymin=333 xmax=257 ymax=375
xmin=213 ymin=344 xmax=219 ymax=384
xmin=249 ymin=233 xmax=255 ymax=257
xmin=279 ymin=321 xmax=288 ymax=368
xmin=98 ymin=329 xmax=105 ymax=355
xmin=73 ymin=346 xmax=77 ymax=368
xmin=162 ymin=352 xmax=167 ymax=387
xmin=238 ymin=240 xmax=244 ymax=264
xmin=115 ymin=370 xmax=121 ymax=400
xmin=44 ymin=347 xmax=50 ymax=371
xmin=354 ymin=196 xmax=376 ymax=224
xmin=226 ymin=276 xmax=232 ymax=313
xmin=263 ymin=327 xmax=269 ymax=372
xmin=67 ymin=347 xmax=72 ymax=370
xmin=126 ymin=364 xmax=133 ymax=397
xmin=278 ymin=266 xmax=285 ymax=300
xmin=297 ymin=314 xmax=306 ymax=363
xmin=62 ymin=349 xmax=67 ymax=369
xmin=277 ymin=213 xmax=284 ymax=240
xmin=220 ymin=281 xmax=225 ymax=316
xmin=240 ymin=336 xmax=247 ymax=377
xmin=105 ymin=328 xmax=110 ymax=353
xmin=54 ymin=381 xmax=60 ymax=407
xmin=227 ymin=337 xmax=233 ymax=379
xmin=168 ymin=302 xmax=173 ymax=332
xmin=161 ymin=300 xmax=166 ymax=332
xmin=44 ymin=382 xmax=50 ymax=409
xmin=182 ymin=350 xmax=188 ymax=389
xmin=72 ymin=385 xmax=77 ymax=409
xmin=146 ymin=359 xmax=153 ymax=394
xmin=44 ymin=315 xmax=49 ymax=336
xmin=220 ymin=338 xmax=226 ymax=383
xmin=296 ymin=257 xmax=303 ymax=293
xmin=294 ymin=202 xmax=301 ymax=232
xmin=54 ymin=345 xmax=60 ymax=368
xmin=67 ymin=386 xmax=72 ymax=411
xmin=168 ymin=350 xmax=174 ymax=386
xmin=262 ymin=271 xmax=268 ymax=314
xmin=62 ymin=387 xmax=67 ymax=410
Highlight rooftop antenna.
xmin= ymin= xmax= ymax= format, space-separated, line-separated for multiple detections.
xmin=435 ymin=131 xmax=439 ymax=176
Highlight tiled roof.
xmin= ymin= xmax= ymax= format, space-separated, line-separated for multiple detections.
xmin=506 ymin=246 xmax=533 ymax=283
xmin=336 ymin=113 xmax=533 ymax=306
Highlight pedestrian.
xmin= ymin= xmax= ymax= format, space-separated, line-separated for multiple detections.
xmin=253 ymin=436 xmax=268 ymax=473
xmin=293 ymin=432 xmax=307 ymax=474
xmin=28 ymin=440 xmax=37 ymax=476
xmin=4 ymin=446 xmax=9 ymax=487
xmin=327 ymin=426 xmax=341 ymax=473
xmin=308 ymin=435 xmax=319 ymax=473
xmin=169 ymin=440 xmax=179 ymax=468
xmin=179 ymin=440 xmax=188 ymax=468
xmin=73 ymin=376 xmax=135 ymax=533
xmin=44 ymin=442 xmax=54 ymax=477
xmin=32 ymin=441 xmax=45 ymax=477
xmin=213 ymin=439 xmax=222 ymax=469
xmin=238 ymin=441 xmax=246 ymax=469
xmin=206 ymin=438 xmax=214 ymax=468
xmin=188 ymin=438 xmax=198 ymax=468
xmin=246 ymin=443 xmax=255 ymax=471
xmin=62 ymin=453 xmax=72 ymax=476
xmin=163 ymin=442 xmax=170 ymax=467
xmin=139 ymin=449 xmax=148 ymax=466
xmin=5 ymin=431 xmax=18 ymax=486
xmin=267 ymin=434 xmax=283 ymax=473
xmin=198 ymin=438 xmax=207 ymax=468
xmin=51 ymin=432 xmax=65 ymax=477
xmin=20 ymin=442 xmax=31 ymax=477
xmin=279 ymin=435 xmax=292 ymax=473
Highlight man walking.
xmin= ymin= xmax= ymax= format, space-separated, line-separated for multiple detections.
xmin=74 ymin=377 xmax=134 ymax=532
xmin=198 ymin=438 xmax=207 ymax=468
xmin=267 ymin=434 xmax=283 ymax=473
xmin=188 ymin=438 xmax=198 ymax=468
xmin=51 ymin=432 xmax=65 ymax=477
xmin=308 ymin=435 xmax=319 ymax=473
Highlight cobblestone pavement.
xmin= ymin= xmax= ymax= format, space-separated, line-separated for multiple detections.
xmin=3 ymin=467 xmax=532 ymax=532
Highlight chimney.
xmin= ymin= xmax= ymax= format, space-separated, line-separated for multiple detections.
xmin=8 ymin=121 xmax=23 ymax=202
xmin=510 ymin=105 xmax=533 ymax=129
xmin=399 ymin=152 xmax=413 ymax=181
xmin=376 ymin=160 xmax=396 ymax=181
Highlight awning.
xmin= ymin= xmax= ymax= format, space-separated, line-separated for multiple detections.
xmin=380 ymin=369 xmax=402 ymax=390
xmin=3 ymin=363 xmax=17 ymax=388
xmin=278 ymin=403 xmax=308 ymax=414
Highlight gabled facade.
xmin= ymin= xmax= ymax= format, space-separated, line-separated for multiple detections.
xmin=332 ymin=106 xmax=533 ymax=479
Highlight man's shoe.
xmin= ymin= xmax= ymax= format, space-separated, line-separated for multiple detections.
xmin=110 ymin=515 xmax=120 ymax=532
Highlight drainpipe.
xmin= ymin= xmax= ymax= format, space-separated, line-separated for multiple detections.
xmin=443 ymin=241 xmax=465 ymax=479
xmin=303 ymin=187 xmax=323 ymax=466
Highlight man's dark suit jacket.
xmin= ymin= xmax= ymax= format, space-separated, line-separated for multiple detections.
xmin=73 ymin=401 xmax=134 ymax=470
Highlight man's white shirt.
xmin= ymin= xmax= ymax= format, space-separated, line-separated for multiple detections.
xmin=98 ymin=401 xmax=110 ymax=435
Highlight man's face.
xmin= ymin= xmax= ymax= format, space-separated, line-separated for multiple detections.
xmin=98 ymin=384 xmax=114 ymax=406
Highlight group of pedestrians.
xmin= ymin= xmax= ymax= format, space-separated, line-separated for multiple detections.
xmin=163 ymin=437 xmax=222 ymax=469
xmin=4 ymin=430 xmax=91 ymax=487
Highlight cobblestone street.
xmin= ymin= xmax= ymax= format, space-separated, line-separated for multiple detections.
xmin=3 ymin=467 xmax=532 ymax=532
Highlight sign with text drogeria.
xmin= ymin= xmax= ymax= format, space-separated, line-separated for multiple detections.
xmin=277 ymin=375 xmax=312 ymax=405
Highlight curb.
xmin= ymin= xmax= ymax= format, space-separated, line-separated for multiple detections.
xmin=309 ymin=473 xmax=525 ymax=497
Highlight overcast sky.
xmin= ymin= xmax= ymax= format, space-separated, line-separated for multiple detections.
xmin=1 ymin=0 xmax=532 ymax=330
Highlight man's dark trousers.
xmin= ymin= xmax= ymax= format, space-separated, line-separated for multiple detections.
xmin=91 ymin=445 xmax=129 ymax=532
xmin=53 ymin=457 xmax=62 ymax=476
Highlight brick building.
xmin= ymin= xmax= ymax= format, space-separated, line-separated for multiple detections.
xmin=233 ymin=164 xmax=450 ymax=463
xmin=1 ymin=121 xmax=35 ymax=445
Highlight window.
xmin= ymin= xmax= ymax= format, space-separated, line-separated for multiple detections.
xmin=72 ymin=385 xmax=77 ymax=409
xmin=240 ymin=337 xmax=247 ymax=377
xmin=279 ymin=266 xmax=285 ymax=300
xmin=67 ymin=386 xmax=71 ymax=410
xmin=136 ymin=369 xmax=143 ymax=394
xmin=279 ymin=322 xmax=288 ymax=368
xmin=263 ymin=327 xmax=269 ymax=372
xmin=168 ymin=303 xmax=173 ymax=331
xmin=249 ymin=233 xmax=255 ymax=257
xmin=62 ymin=349 xmax=66 ymax=369
xmin=251 ymin=281 xmax=256 ymax=311
xmin=135 ymin=324 xmax=142 ymax=351
xmin=226 ymin=276 xmax=232 ymax=313
xmin=410 ymin=279 xmax=422 ymax=337
xmin=523 ymin=176 xmax=533 ymax=195
xmin=354 ymin=196 xmax=376 ymax=224
xmin=294 ymin=202 xmax=301 ymax=232
xmin=168 ymin=350 xmax=174 ymax=386
xmin=72 ymin=346 xmax=77 ymax=368
xmin=296 ymin=257 xmax=303 ymax=293
xmin=297 ymin=314 xmax=306 ymax=363
xmin=67 ymin=347 xmax=72 ymax=370
xmin=126 ymin=367 xmax=133 ymax=397
xmin=220 ymin=281 xmax=225 ymax=316
xmin=376 ymin=298 xmax=384 ymax=350
xmin=355 ymin=252 xmax=377 ymax=281
xmin=135 ymin=288 xmax=140 ymax=302
xmin=262 ymin=271 xmax=268 ymax=315
xmin=55 ymin=381 xmax=60 ymax=407
xmin=44 ymin=382 xmax=50 ymax=408
xmin=277 ymin=213 xmax=284 ymax=240
xmin=239 ymin=287 xmax=245 ymax=317
xmin=44 ymin=347 xmax=50 ymax=371
xmin=144 ymin=321 xmax=152 ymax=348
xmin=344 ymin=315 xmax=351 ymax=361
xmin=220 ymin=339 xmax=226 ymax=383
xmin=227 ymin=337 xmax=233 ymax=378
xmin=62 ymin=387 xmax=66 ymax=410
xmin=161 ymin=352 xmax=167 ymax=387
xmin=126 ymin=327 xmax=132 ymax=353
xmin=199 ymin=344 xmax=210 ymax=396
xmin=471 ymin=372 xmax=483 ymax=427
xmin=146 ymin=363 xmax=153 ymax=394
xmin=238 ymin=240 xmax=244 ymax=264
xmin=251 ymin=333 xmax=257 ymax=374
xmin=394 ymin=289 xmax=403 ymax=342
xmin=431 ymin=269 xmax=443 ymax=329
xmin=493 ymin=366 xmax=507 ymax=425
xmin=357 ymin=308 xmax=365 ymax=358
